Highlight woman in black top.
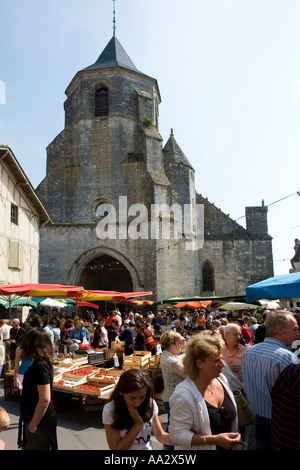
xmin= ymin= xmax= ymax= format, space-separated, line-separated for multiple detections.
xmin=18 ymin=328 xmax=58 ymax=450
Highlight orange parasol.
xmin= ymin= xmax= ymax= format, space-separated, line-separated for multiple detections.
xmin=172 ymin=300 xmax=212 ymax=309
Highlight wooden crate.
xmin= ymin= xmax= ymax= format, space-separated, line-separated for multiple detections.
xmin=149 ymin=354 xmax=161 ymax=369
xmin=123 ymin=352 xmax=151 ymax=369
xmin=53 ymin=363 xmax=79 ymax=377
xmin=54 ymin=354 xmax=88 ymax=366
xmin=74 ymin=379 xmax=115 ymax=397
xmin=111 ymin=341 xmax=125 ymax=350
xmin=123 ymin=351 xmax=151 ymax=369
xmin=53 ymin=374 xmax=87 ymax=392
xmin=62 ymin=365 xmax=98 ymax=379
xmin=133 ymin=351 xmax=151 ymax=357
xmin=122 ymin=363 xmax=149 ymax=370
xmin=89 ymin=370 xmax=119 ymax=385
xmin=105 ymin=349 xmax=123 ymax=360
xmin=97 ymin=367 xmax=124 ymax=377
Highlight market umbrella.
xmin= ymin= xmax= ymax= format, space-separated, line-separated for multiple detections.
xmin=0 ymin=296 xmax=38 ymax=309
xmin=220 ymin=302 xmax=258 ymax=310
xmin=80 ymin=290 xmax=153 ymax=302
xmin=172 ymin=300 xmax=212 ymax=309
xmin=39 ymin=298 xmax=68 ymax=308
xmin=77 ymin=302 xmax=99 ymax=308
xmin=246 ymin=272 xmax=300 ymax=302
xmin=258 ymin=299 xmax=280 ymax=309
xmin=119 ymin=299 xmax=154 ymax=305
xmin=0 ymin=283 xmax=84 ymax=319
xmin=155 ymin=295 xmax=246 ymax=305
xmin=155 ymin=296 xmax=200 ymax=306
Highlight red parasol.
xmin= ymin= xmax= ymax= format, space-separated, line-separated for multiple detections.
xmin=77 ymin=302 xmax=99 ymax=309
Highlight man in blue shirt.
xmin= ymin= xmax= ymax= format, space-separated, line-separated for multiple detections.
xmin=44 ymin=318 xmax=57 ymax=346
xmin=242 ymin=311 xmax=298 ymax=450
xmin=119 ymin=320 xmax=134 ymax=356
xmin=69 ymin=320 xmax=90 ymax=344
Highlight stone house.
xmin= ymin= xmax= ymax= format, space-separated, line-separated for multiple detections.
xmin=0 ymin=145 xmax=52 ymax=285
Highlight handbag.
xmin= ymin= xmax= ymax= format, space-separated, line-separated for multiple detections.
xmin=233 ymin=390 xmax=255 ymax=427
xmin=153 ymin=355 xmax=164 ymax=394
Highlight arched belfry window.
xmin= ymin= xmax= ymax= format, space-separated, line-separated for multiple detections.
xmin=95 ymin=87 xmax=108 ymax=117
xmin=202 ymin=261 xmax=214 ymax=292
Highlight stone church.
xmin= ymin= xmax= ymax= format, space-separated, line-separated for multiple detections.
xmin=36 ymin=34 xmax=274 ymax=301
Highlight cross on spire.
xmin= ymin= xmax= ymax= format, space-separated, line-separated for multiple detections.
xmin=113 ymin=0 xmax=116 ymax=36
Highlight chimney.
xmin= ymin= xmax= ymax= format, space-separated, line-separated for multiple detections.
xmin=245 ymin=200 xmax=269 ymax=237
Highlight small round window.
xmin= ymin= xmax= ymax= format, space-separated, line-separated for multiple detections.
xmin=95 ymin=202 xmax=112 ymax=218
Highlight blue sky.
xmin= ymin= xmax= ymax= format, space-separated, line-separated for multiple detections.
xmin=1 ymin=0 xmax=299 ymax=277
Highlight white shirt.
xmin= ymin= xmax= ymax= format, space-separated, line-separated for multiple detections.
xmin=169 ymin=374 xmax=238 ymax=450
xmin=102 ymin=399 xmax=159 ymax=450
xmin=0 ymin=324 xmax=12 ymax=340
xmin=160 ymin=324 xmax=173 ymax=334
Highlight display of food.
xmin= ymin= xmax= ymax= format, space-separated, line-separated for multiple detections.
xmin=74 ymin=381 xmax=115 ymax=397
xmin=53 ymin=379 xmax=65 ymax=386
xmin=66 ymin=366 xmax=97 ymax=377
xmin=53 ymin=353 xmax=88 ymax=370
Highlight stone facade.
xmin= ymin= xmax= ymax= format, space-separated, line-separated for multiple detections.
xmin=36 ymin=36 xmax=273 ymax=301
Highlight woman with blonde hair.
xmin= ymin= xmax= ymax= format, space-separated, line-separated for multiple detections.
xmin=169 ymin=331 xmax=241 ymax=450
xmin=160 ymin=330 xmax=186 ymax=448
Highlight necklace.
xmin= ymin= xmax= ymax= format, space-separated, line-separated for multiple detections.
xmin=206 ymin=381 xmax=216 ymax=395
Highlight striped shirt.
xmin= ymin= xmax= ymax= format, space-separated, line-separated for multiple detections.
xmin=160 ymin=350 xmax=186 ymax=402
xmin=271 ymin=362 xmax=300 ymax=450
xmin=241 ymin=337 xmax=297 ymax=418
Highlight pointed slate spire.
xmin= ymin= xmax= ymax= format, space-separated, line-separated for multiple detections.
xmin=82 ymin=36 xmax=139 ymax=72
xmin=163 ymin=129 xmax=194 ymax=170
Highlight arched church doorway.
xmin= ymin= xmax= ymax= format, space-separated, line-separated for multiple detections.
xmin=78 ymin=254 xmax=133 ymax=292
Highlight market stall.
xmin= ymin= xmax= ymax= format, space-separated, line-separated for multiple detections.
xmin=50 ymin=346 xmax=164 ymax=413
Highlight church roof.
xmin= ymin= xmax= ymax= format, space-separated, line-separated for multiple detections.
xmin=163 ymin=129 xmax=194 ymax=170
xmin=81 ymin=35 xmax=139 ymax=72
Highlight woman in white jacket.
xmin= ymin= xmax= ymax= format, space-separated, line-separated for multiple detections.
xmin=169 ymin=331 xmax=241 ymax=450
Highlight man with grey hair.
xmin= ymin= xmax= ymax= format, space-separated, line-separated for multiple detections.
xmin=222 ymin=323 xmax=247 ymax=383
xmin=242 ymin=311 xmax=298 ymax=450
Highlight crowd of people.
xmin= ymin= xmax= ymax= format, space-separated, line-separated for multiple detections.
xmin=0 ymin=304 xmax=299 ymax=451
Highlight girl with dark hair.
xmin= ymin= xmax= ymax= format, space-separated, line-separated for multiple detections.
xmin=18 ymin=328 xmax=58 ymax=450
xmin=102 ymin=369 xmax=174 ymax=450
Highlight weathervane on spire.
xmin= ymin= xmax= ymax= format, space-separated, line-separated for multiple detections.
xmin=113 ymin=0 xmax=116 ymax=36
